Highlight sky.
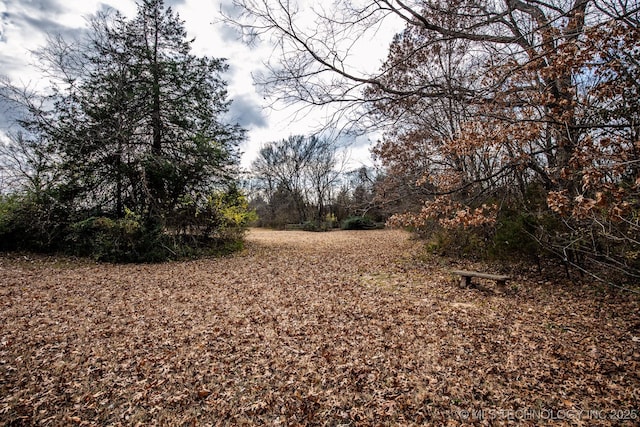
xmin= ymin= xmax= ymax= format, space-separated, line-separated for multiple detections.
xmin=0 ymin=0 xmax=398 ymax=170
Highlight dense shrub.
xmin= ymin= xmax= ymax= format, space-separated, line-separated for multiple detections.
xmin=0 ymin=193 xmax=70 ymax=253
xmin=66 ymin=211 xmax=162 ymax=262
xmin=413 ymin=210 xmax=560 ymax=263
xmin=341 ymin=216 xmax=376 ymax=230
xmin=0 ymin=195 xmax=21 ymax=251
xmin=490 ymin=211 xmax=541 ymax=260
xmin=302 ymin=220 xmax=332 ymax=232
xmin=423 ymin=226 xmax=491 ymax=260
xmin=168 ymin=189 xmax=257 ymax=242
xmin=0 ymin=188 xmax=254 ymax=263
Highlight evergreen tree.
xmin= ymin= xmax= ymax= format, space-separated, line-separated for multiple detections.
xmin=53 ymin=0 xmax=242 ymax=221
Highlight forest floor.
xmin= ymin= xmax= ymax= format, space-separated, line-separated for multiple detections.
xmin=1 ymin=228 xmax=639 ymax=426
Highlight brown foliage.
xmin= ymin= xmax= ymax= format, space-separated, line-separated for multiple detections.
xmin=366 ymin=2 xmax=640 ymax=279
xmin=1 ymin=229 xmax=639 ymax=425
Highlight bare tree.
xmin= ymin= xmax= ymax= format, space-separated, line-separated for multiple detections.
xmin=251 ymin=134 xmax=345 ymax=225
xmin=224 ymin=1 xmax=586 ymax=121
xmin=223 ymin=0 xmax=602 ymax=196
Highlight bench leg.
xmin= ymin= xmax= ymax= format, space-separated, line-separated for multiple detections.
xmin=460 ymin=276 xmax=471 ymax=288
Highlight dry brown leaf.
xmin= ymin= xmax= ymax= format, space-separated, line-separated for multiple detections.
xmin=0 ymin=229 xmax=638 ymax=426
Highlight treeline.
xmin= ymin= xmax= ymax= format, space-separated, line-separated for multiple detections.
xmin=0 ymin=0 xmax=253 ymax=262
xmin=248 ymin=135 xmax=386 ymax=230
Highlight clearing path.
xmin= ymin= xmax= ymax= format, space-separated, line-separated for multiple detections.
xmin=1 ymin=229 xmax=638 ymax=425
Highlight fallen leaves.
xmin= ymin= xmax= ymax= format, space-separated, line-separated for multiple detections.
xmin=0 ymin=228 xmax=638 ymax=425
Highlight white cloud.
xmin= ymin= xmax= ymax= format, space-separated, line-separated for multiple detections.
xmin=0 ymin=128 xmax=9 ymax=145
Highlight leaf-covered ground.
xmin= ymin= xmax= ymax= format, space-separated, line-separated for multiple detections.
xmin=1 ymin=228 xmax=639 ymax=426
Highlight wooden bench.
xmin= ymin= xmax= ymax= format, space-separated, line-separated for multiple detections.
xmin=451 ymin=270 xmax=511 ymax=290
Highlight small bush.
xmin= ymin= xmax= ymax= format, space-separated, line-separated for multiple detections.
xmin=324 ymin=213 xmax=338 ymax=229
xmin=490 ymin=211 xmax=540 ymax=259
xmin=341 ymin=216 xmax=376 ymax=230
xmin=424 ymin=227 xmax=490 ymax=259
xmin=67 ymin=211 xmax=160 ymax=262
xmin=302 ymin=220 xmax=331 ymax=232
